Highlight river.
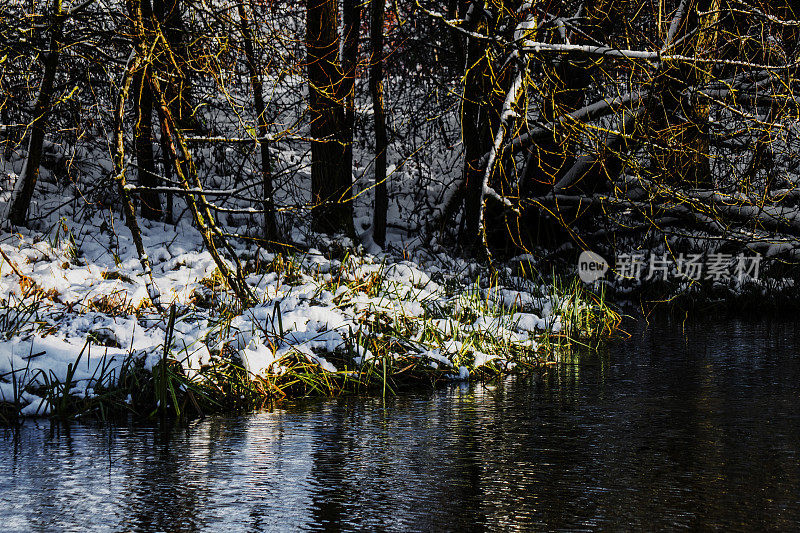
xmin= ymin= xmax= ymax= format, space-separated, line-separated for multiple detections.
xmin=2 ymin=316 xmax=799 ymax=531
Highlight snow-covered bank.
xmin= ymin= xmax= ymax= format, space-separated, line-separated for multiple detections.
xmin=0 ymin=214 xmax=617 ymax=420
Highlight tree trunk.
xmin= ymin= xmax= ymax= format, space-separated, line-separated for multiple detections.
xmin=130 ymin=0 xmax=162 ymax=221
xmin=342 ymin=0 xmax=361 ymax=196
xmin=152 ymin=0 xmax=195 ymax=132
xmin=132 ymin=68 xmax=162 ymax=220
xmin=459 ymin=18 xmax=494 ymax=251
xmin=370 ymin=0 xmax=388 ymax=247
xmin=307 ymin=0 xmax=353 ymax=235
xmin=4 ymin=0 xmax=63 ymax=226
xmin=158 ymin=115 xmax=175 ymax=224
xmin=113 ymin=52 xmax=163 ymax=311
xmin=238 ymin=2 xmax=278 ymax=242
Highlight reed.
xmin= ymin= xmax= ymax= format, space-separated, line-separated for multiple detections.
xmin=0 ymin=249 xmax=621 ymax=423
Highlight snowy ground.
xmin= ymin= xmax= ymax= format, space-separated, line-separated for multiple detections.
xmin=0 ymin=208 xmax=599 ymax=418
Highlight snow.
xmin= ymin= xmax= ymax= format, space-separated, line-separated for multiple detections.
xmin=240 ymin=339 xmax=280 ymax=377
xmin=0 ymin=209 xmax=575 ymax=416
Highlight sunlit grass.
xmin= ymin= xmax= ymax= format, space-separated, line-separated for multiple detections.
xmin=0 ymin=248 xmax=621 ymax=423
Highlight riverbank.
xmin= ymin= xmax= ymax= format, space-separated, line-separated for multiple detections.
xmin=0 ymin=216 xmax=619 ymax=422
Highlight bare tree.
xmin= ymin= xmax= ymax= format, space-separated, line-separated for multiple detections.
xmin=152 ymin=0 xmax=195 ymax=132
xmin=129 ymin=0 xmax=162 ymax=221
xmin=421 ymin=0 xmax=800 ymax=261
xmin=307 ymin=0 xmax=353 ymax=235
xmin=4 ymin=0 xmax=64 ymax=226
xmin=458 ymin=4 xmax=495 ymax=252
xmin=342 ymin=0 xmax=362 ymax=197
xmin=238 ymin=1 xmax=278 ymax=242
xmin=370 ymin=0 xmax=388 ymax=247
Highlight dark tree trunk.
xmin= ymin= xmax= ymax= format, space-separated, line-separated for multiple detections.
xmin=342 ymin=0 xmax=361 ymax=192
xmin=1 ymin=105 xmax=13 ymax=161
xmin=370 ymin=0 xmax=388 ymax=247
xmin=459 ymin=20 xmax=495 ymax=251
xmin=4 ymin=0 xmax=63 ymax=226
xmin=446 ymin=0 xmax=465 ymax=70
xmin=307 ymin=0 xmax=353 ymax=235
xmin=131 ymin=0 xmax=162 ymax=221
xmin=151 ymin=0 xmax=195 ymax=224
xmin=238 ymin=2 xmax=278 ymax=242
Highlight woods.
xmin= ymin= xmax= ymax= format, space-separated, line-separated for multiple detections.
xmin=1 ymin=0 xmax=799 ymax=278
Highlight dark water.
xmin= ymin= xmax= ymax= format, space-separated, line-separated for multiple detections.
xmin=2 ymin=318 xmax=800 ymax=532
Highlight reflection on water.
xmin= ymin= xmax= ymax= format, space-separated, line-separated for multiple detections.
xmin=2 ymin=317 xmax=800 ymax=531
